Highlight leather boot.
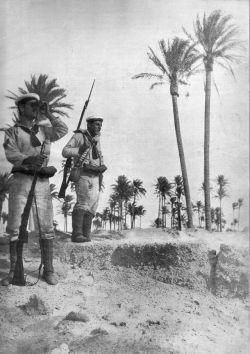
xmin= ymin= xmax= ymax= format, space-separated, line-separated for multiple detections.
xmin=1 ymin=241 xmax=17 ymax=286
xmin=40 ymin=239 xmax=58 ymax=285
xmin=82 ymin=211 xmax=93 ymax=242
xmin=72 ymin=209 xmax=87 ymax=243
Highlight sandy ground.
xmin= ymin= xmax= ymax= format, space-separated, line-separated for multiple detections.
xmin=0 ymin=228 xmax=249 ymax=354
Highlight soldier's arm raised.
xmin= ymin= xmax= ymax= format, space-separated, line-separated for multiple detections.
xmin=44 ymin=115 xmax=68 ymax=142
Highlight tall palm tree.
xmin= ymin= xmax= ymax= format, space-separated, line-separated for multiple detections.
xmin=133 ymin=37 xmax=198 ymax=228
xmin=0 ymin=172 xmax=12 ymax=223
xmin=214 ymin=175 xmax=229 ymax=232
xmin=6 ymin=74 xmax=73 ymax=122
xmin=237 ymin=198 xmax=243 ymax=231
xmin=185 ymin=10 xmax=241 ymax=231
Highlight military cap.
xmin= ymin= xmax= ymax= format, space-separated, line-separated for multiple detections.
xmin=15 ymin=93 xmax=40 ymax=106
xmin=86 ymin=115 xmax=103 ymax=123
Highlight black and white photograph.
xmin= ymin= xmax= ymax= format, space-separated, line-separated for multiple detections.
xmin=0 ymin=0 xmax=249 ymax=353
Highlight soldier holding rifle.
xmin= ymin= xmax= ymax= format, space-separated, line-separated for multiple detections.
xmin=1 ymin=93 xmax=68 ymax=286
xmin=62 ymin=116 xmax=107 ymax=243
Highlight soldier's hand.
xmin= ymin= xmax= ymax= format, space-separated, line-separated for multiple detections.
xmin=39 ymin=101 xmax=51 ymax=118
xmin=22 ymin=155 xmax=46 ymax=168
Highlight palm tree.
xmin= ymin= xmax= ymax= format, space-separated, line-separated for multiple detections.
xmin=233 ymin=218 xmax=238 ymax=231
xmin=112 ymin=175 xmax=133 ymax=230
xmin=137 ymin=205 xmax=146 ymax=228
xmin=133 ymin=38 xmax=198 ymax=228
xmin=185 ymin=10 xmax=241 ymax=231
xmin=210 ymin=207 xmax=215 ymax=230
xmin=131 ymin=179 xmax=146 ymax=228
xmin=237 ymin=198 xmax=243 ymax=231
xmin=109 ymin=193 xmax=119 ymax=231
xmin=0 ymin=172 xmax=12 ymax=223
xmin=170 ymin=196 xmax=177 ymax=229
xmin=232 ymin=202 xmax=238 ymax=222
xmin=6 ymin=74 xmax=73 ymax=122
xmin=214 ymin=175 xmax=229 ymax=232
xmin=154 ymin=177 xmax=173 ymax=227
xmin=214 ymin=207 xmax=221 ymax=231
xmin=101 ymin=207 xmax=110 ymax=230
xmin=194 ymin=200 xmax=203 ymax=228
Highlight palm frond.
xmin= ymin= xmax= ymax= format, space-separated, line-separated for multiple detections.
xmin=150 ymin=82 xmax=165 ymax=90
xmin=212 ymin=78 xmax=220 ymax=98
xmin=6 ymin=74 xmax=73 ymax=118
xmin=51 ymin=109 xmax=70 ymax=118
xmin=18 ymin=87 xmax=27 ymax=95
xmin=51 ymin=102 xmax=73 ymax=109
xmin=132 ymin=73 xmax=164 ymax=80
xmin=216 ymin=58 xmax=236 ymax=80
xmin=147 ymin=47 xmax=168 ymax=75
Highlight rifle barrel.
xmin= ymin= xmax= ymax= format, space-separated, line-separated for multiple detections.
xmin=77 ymin=79 xmax=95 ymax=130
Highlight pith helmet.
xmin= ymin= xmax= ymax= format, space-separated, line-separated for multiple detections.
xmin=15 ymin=93 xmax=40 ymax=106
xmin=86 ymin=115 xmax=103 ymax=123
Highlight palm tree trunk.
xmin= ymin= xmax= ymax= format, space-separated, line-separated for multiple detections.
xmin=158 ymin=193 xmax=161 ymax=220
xmin=204 ymin=69 xmax=212 ymax=231
xmin=171 ymin=94 xmax=193 ymax=228
xmin=219 ymin=199 xmax=222 ymax=232
xmin=238 ymin=207 xmax=240 ymax=231
xmin=0 ymin=200 xmax=3 ymax=223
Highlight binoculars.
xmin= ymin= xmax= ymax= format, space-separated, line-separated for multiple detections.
xmin=30 ymin=100 xmax=47 ymax=112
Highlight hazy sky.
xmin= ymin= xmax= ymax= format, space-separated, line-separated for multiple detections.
xmin=0 ymin=0 xmax=249 ymax=230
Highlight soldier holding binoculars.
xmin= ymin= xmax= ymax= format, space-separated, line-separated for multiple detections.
xmin=2 ymin=93 xmax=68 ymax=286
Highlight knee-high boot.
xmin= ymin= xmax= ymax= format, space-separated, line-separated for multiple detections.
xmin=72 ymin=209 xmax=88 ymax=243
xmin=82 ymin=211 xmax=93 ymax=242
xmin=1 ymin=241 xmax=17 ymax=286
xmin=40 ymin=239 xmax=58 ymax=285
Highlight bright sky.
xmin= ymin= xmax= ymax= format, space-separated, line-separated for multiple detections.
xmin=0 ymin=0 xmax=249 ymax=230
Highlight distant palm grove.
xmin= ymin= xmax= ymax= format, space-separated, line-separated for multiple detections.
xmin=0 ymin=171 xmax=245 ymax=233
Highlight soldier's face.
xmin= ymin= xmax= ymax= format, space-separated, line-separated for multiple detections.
xmin=20 ymin=100 xmax=39 ymax=120
xmin=88 ymin=121 xmax=102 ymax=136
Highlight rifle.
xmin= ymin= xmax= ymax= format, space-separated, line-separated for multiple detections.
xmin=12 ymin=142 xmax=46 ymax=286
xmin=58 ymin=79 xmax=95 ymax=199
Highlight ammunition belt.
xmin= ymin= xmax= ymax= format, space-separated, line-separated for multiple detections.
xmin=11 ymin=166 xmax=57 ymax=179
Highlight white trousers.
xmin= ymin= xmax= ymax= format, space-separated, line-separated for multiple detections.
xmin=74 ymin=174 xmax=100 ymax=215
xmin=7 ymin=173 xmax=54 ymax=242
